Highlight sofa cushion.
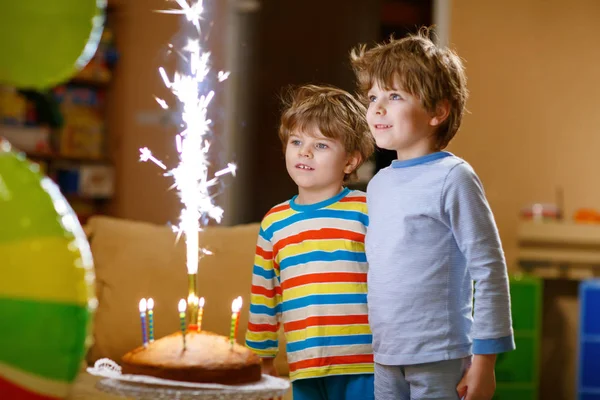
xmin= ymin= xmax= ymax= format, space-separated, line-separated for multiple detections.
xmin=85 ymin=216 xmax=289 ymax=375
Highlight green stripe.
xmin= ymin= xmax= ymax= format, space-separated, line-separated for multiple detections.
xmin=0 ymin=297 xmax=90 ymax=382
xmin=0 ymin=152 xmax=74 ymax=244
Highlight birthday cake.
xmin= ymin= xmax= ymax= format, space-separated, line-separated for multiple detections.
xmin=121 ymin=330 xmax=262 ymax=385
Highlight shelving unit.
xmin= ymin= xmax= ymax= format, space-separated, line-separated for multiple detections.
xmin=494 ymin=275 xmax=542 ymax=400
xmin=0 ymin=8 xmax=119 ymax=224
xmin=578 ymin=280 xmax=600 ymax=400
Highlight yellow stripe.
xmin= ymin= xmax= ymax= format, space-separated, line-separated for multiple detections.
xmin=0 ymin=237 xmax=91 ymax=305
xmin=245 ymin=330 xmax=279 ymax=343
xmin=0 ymin=362 xmax=70 ymax=397
xmin=286 ymin=325 xmax=372 ymax=342
xmin=249 ymin=349 xmax=278 ymax=358
xmin=254 ymin=255 xmax=275 ymax=272
xmin=285 ymin=283 xmax=368 ymax=299
xmin=278 ymin=239 xmax=364 ymax=260
xmin=291 ymin=364 xmax=374 ymax=381
xmin=250 ymin=293 xmax=280 ymax=307
xmin=263 ymin=207 xmax=296 ymax=229
xmin=325 ymin=202 xmax=367 ymax=212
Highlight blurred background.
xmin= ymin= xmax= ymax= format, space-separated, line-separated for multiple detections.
xmin=1 ymin=0 xmax=600 ymax=399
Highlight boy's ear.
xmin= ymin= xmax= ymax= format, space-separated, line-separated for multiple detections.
xmin=344 ymin=151 xmax=362 ymax=174
xmin=429 ymin=100 xmax=450 ymax=127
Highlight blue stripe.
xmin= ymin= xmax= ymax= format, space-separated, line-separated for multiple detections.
xmin=290 ymin=187 xmax=351 ymax=212
xmin=282 ymin=294 xmax=367 ymax=312
xmin=287 ymin=334 xmax=373 ymax=352
xmin=472 ymin=335 xmax=515 ymax=354
xmin=280 ymin=250 xmax=366 ymax=270
xmin=246 ymin=339 xmax=279 ymax=350
xmin=391 ymin=151 xmax=452 ymax=168
xmin=253 ymin=264 xmax=275 ymax=279
xmin=266 ymin=209 xmax=368 ymax=239
xmin=259 ymin=226 xmax=273 ymax=242
xmin=250 ymin=303 xmax=280 ymax=316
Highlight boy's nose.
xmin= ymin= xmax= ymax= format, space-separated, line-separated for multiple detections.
xmin=299 ymin=146 xmax=313 ymax=158
xmin=375 ymin=104 xmax=386 ymax=115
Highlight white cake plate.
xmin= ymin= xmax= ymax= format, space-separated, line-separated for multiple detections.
xmin=88 ymin=358 xmax=290 ymax=400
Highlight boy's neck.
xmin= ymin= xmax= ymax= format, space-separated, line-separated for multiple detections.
xmin=396 ymin=141 xmax=439 ymax=161
xmin=296 ymin=185 xmax=345 ymax=205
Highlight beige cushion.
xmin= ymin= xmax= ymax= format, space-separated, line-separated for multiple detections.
xmin=85 ymin=216 xmax=289 ymax=375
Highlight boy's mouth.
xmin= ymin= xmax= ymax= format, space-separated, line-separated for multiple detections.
xmin=374 ymin=124 xmax=392 ymax=129
xmin=295 ymin=163 xmax=314 ymax=171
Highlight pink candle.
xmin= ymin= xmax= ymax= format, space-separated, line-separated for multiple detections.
xmin=197 ymin=297 xmax=205 ymax=331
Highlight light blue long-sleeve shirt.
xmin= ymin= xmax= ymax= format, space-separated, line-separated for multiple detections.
xmin=365 ymin=151 xmax=515 ymax=366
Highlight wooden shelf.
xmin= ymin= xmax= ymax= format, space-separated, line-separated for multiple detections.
xmin=519 ymin=221 xmax=600 ymax=246
xmin=68 ymin=78 xmax=111 ymax=88
xmin=517 ymin=221 xmax=600 ymax=280
xmin=26 ymin=152 xmax=111 ymax=164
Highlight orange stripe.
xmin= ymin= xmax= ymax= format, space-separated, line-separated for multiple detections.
xmin=289 ymin=354 xmax=373 ymax=371
xmin=0 ymin=376 xmax=58 ymax=400
xmin=255 ymin=245 xmax=272 ymax=260
xmin=266 ymin=204 xmax=290 ymax=216
xmin=251 ymin=285 xmax=282 ymax=298
xmin=248 ymin=322 xmax=279 ymax=333
xmin=284 ymin=314 xmax=369 ymax=332
xmin=273 ymin=228 xmax=364 ymax=255
xmin=281 ymin=272 xmax=366 ymax=290
xmin=340 ymin=196 xmax=366 ymax=203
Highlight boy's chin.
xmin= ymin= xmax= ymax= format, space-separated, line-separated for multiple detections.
xmin=374 ymin=141 xmax=396 ymax=152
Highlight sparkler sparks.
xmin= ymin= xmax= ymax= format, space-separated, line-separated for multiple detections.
xmin=139 ymin=0 xmax=234 ymax=279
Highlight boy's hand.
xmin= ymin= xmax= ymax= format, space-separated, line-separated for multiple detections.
xmin=456 ymin=354 xmax=496 ymax=400
xmin=261 ymin=357 xmax=279 ymax=377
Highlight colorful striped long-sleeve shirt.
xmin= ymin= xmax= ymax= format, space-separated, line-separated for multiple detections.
xmin=245 ymin=188 xmax=374 ymax=381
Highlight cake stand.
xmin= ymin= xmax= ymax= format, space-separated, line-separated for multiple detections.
xmin=88 ymin=359 xmax=290 ymax=400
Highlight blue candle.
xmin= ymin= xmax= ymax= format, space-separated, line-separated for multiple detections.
xmin=139 ymin=298 xmax=148 ymax=347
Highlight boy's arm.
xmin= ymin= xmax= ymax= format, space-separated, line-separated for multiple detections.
xmin=442 ymin=163 xmax=515 ymax=355
xmin=245 ymin=225 xmax=282 ymax=364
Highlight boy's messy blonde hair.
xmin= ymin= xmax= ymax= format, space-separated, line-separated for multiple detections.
xmin=350 ymin=27 xmax=468 ymax=149
xmin=279 ymin=84 xmax=375 ymax=182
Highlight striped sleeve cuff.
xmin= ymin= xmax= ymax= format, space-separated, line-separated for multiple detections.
xmin=472 ymin=335 xmax=516 ymax=354
xmin=245 ymin=338 xmax=279 ymax=358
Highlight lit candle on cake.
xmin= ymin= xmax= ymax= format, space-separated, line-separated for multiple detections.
xmin=230 ymin=296 xmax=243 ymax=348
xmin=139 ymin=298 xmax=148 ymax=347
xmin=197 ymin=297 xmax=205 ymax=331
xmin=147 ymin=298 xmax=155 ymax=343
xmin=178 ymin=299 xmax=187 ymax=350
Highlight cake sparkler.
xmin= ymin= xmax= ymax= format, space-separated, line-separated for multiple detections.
xmin=140 ymin=0 xmax=235 ymax=328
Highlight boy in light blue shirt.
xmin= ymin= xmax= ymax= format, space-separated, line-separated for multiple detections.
xmin=351 ymin=29 xmax=515 ymax=400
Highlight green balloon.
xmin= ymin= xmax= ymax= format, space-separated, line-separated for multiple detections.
xmin=0 ymin=140 xmax=95 ymax=398
xmin=0 ymin=0 xmax=105 ymax=90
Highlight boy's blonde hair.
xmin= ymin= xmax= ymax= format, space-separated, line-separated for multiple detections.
xmin=279 ymin=84 xmax=375 ymax=182
xmin=351 ymin=28 xmax=468 ymax=149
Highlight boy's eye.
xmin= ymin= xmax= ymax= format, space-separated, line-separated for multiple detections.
xmin=316 ymin=143 xmax=329 ymax=150
xmin=290 ymin=139 xmax=301 ymax=146
xmin=390 ymin=93 xmax=403 ymax=100
xmin=368 ymin=95 xmax=377 ymax=102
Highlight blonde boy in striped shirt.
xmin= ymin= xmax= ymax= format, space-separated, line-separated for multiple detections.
xmin=246 ymin=84 xmax=376 ymax=400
